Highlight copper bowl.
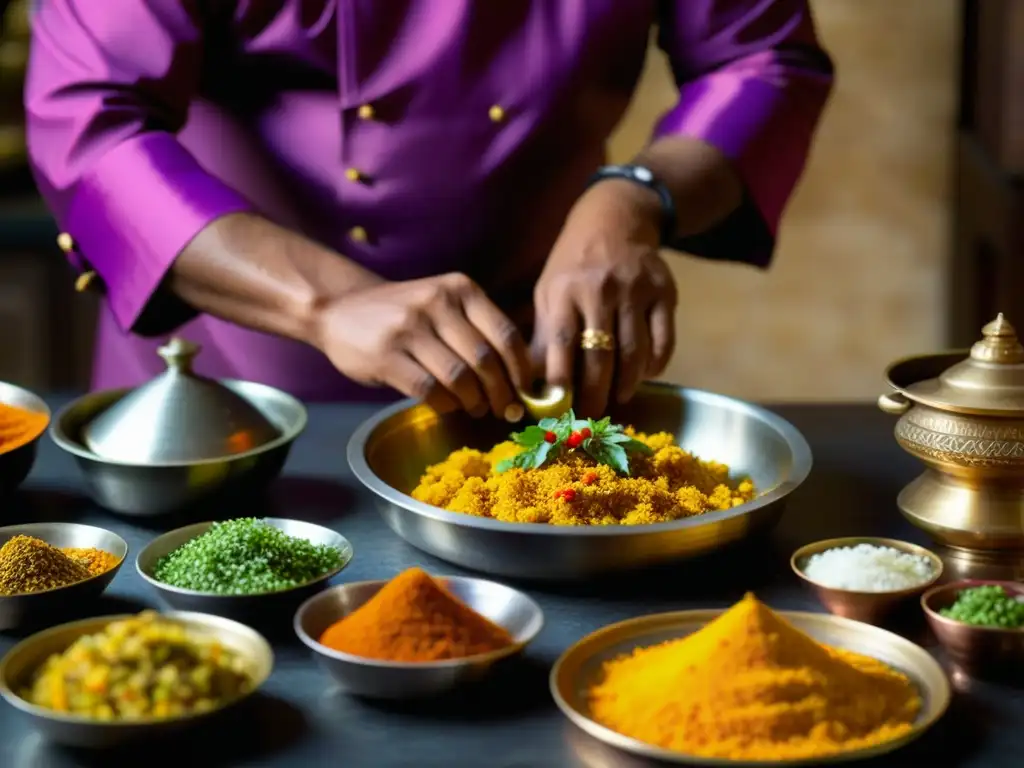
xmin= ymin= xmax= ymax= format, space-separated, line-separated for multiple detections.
xmin=791 ymin=537 xmax=944 ymax=625
xmin=921 ymin=579 xmax=1024 ymax=682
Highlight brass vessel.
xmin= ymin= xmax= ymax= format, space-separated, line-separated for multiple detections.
xmin=879 ymin=314 xmax=1024 ymax=575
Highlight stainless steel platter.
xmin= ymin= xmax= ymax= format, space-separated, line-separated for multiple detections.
xmin=551 ymin=609 xmax=951 ymax=766
xmin=347 ymin=384 xmax=813 ymax=579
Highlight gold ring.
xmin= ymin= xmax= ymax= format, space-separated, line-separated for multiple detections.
xmin=580 ymin=328 xmax=614 ymax=352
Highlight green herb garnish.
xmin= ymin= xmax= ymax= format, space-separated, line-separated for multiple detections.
xmin=495 ymin=409 xmax=653 ymax=475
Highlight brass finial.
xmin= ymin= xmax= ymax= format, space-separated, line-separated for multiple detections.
xmin=970 ymin=313 xmax=1024 ymax=363
xmin=157 ymin=337 xmax=200 ymax=373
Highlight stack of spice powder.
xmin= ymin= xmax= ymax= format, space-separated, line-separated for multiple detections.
xmin=318 ymin=568 xmax=514 ymax=661
xmin=0 ymin=535 xmax=119 ymax=595
xmin=0 ymin=402 xmax=49 ymax=456
xmin=588 ymin=593 xmax=921 ymax=762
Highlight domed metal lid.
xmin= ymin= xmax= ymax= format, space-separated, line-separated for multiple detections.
xmin=81 ymin=338 xmax=282 ymax=463
xmin=902 ymin=314 xmax=1024 ymax=414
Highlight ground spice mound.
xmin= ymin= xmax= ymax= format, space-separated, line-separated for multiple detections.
xmin=61 ymin=547 xmax=121 ymax=576
xmin=318 ymin=567 xmax=514 ymax=662
xmin=411 ymin=430 xmax=754 ymax=525
xmin=0 ymin=402 xmax=49 ymax=455
xmin=0 ymin=535 xmax=92 ymax=595
xmin=588 ymin=593 xmax=921 ymax=761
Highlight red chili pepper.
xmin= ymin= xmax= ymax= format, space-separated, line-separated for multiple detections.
xmin=567 ymin=431 xmax=584 ymax=449
xmin=544 ymin=431 xmax=558 ymax=443
xmin=558 ymin=489 xmax=577 ymax=502
xmin=580 ymin=427 xmax=592 ymax=439
xmin=582 ymin=471 xmax=598 ymax=485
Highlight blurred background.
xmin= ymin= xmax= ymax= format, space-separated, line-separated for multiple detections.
xmin=0 ymin=0 xmax=1008 ymax=401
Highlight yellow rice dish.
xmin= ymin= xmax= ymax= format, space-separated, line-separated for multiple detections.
xmin=411 ymin=426 xmax=755 ymax=526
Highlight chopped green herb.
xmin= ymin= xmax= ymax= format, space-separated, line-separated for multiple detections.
xmin=496 ymin=409 xmax=652 ymax=475
xmin=152 ymin=518 xmax=345 ymax=595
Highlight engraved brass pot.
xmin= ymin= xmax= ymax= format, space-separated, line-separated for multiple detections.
xmin=879 ymin=314 xmax=1024 ymax=558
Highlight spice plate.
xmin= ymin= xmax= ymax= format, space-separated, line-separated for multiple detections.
xmin=0 ymin=522 xmax=128 ymax=630
xmin=550 ymin=609 xmax=950 ymax=766
xmin=136 ymin=518 xmax=353 ymax=622
xmin=294 ymin=576 xmax=544 ymax=699
xmin=0 ymin=610 xmax=273 ymax=748
xmin=348 ymin=383 xmax=813 ymax=580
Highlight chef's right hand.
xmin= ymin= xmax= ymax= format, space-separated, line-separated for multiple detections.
xmin=316 ymin=273 xmax=531 ymax=417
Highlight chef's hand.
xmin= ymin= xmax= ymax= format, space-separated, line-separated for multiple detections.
xmin=533 ymin=180 xmax=677 ymax=417
xmin=316 ymin=273 xmax=531 ymax=417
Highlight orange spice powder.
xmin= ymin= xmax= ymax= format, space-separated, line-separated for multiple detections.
xmin=318 ymin=567 xmax=513 ymax=662
xmin=0 ymin=402 xmax=49 ymax=456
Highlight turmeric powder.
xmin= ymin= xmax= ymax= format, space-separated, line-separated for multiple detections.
xmin=588 ymin=594 xmax=921 ymax=761
xmin=318 ymin=568 xmax=514 ymax=662
xmin=0 ymin=402 xmax=49 ymax=455
xmin=412 ymin=429 xmax=754 ymax=525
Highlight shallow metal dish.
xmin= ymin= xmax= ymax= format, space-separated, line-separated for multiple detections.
xmin=348 ymin=383 xmax=813 ymax=579
xmin=0 ymin=610 xmax=274 ymax=748
xmin=551 ymin=608 xmax=950 ymax=766
xmin=0 ymin=522 xmax=128 ymax=631
xmin=136 ymin=518 xmax=353 ymax=623
xmin=791 ymin=537 xmax=944 ymax=625
xmin=921 ymin=579 xmax=1024 ymax=683
xmin=49 ymin=382 xmax=306 ymax=516
xmin=0 ymin=381 xmax=50 ymax=494
xmin=294 ymin=576 xmax=544 ymax=699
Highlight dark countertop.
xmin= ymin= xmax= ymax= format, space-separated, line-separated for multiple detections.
xmin=1 ymin=400 xmax=1021 ymax=768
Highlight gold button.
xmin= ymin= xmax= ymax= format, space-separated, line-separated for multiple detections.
xmin=57 ymin=232 xmax=75 ymax=253
xmin=344 ymin=167 xmax=365 ymax=183
xmin=349 ymin=226 xmax=369 ymax=243
xmin=357 ymin=104 xmax=375 ymax=120
xmin=488 ymin=105 xmax=506 ymax=123
xmin=74 ymin=270 xmax=96 ymax=293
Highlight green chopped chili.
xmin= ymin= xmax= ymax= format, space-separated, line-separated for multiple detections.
xmin=152 ymin=518 xmax=345 ymax=595
xmin=939 ymin=585 xmax=1024 ymax=629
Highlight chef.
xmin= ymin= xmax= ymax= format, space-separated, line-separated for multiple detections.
xmin=25 ymin=0 xmax=832 ymax=417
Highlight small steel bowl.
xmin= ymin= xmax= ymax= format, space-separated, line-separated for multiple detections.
xmin=0 ymin=522 xmax=128 ymax=631
xmin=294 ymin=576 xmax=544 ymax=699
xmin=49 ymin=382 xmax=306 ymax=517
xmin=0 ymin=610 xmax=273 ymax=748
xmin=922 ymin=579 xmax=1024 ymax=681
xmin=136 ymin=518 xmax=353 ymax=623
xmin=792 ymin=537 xmax=944 ymax=625
xmin=0 ymin=382 xmax=50 ymax=495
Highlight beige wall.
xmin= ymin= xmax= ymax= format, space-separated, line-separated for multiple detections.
xmin=608 ymin=0 xmax=959 ymax=401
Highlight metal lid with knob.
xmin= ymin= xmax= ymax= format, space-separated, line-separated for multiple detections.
xmin=892 ymin=314 xmax=1024 ymax=415
xmin=81 ymin=338 xmax=282 ymax=464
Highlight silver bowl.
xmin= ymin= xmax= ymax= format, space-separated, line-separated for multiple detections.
xmin=136 ymin=518 xmax=353 ymax=623
xmin=293 ymin=576 xmax=544 ymax=699
xmin=0 ymin=522 xmax=128 ymax=630
xmin=49 ymin=382 xmax=306 ymax=516
xmin=0 ymin=610 xmax=274 ymax=748
xmin=0 ymin=382 xmax=50 ymax=494
xmin=347 ymin=383 xmax=813 ymax=579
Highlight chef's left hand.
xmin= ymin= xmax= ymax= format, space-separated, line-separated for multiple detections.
xmin=533 ymin=180 xmax=678 ymax=417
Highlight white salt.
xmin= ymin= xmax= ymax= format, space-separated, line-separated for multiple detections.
xmin=802 ymin=543 xmax=934 ymax=592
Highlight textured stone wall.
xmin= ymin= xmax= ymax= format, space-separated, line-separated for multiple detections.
xmin=608 ymin=0 xmax=959 ymax=401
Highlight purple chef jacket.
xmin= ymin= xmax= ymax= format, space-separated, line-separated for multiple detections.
xmin=25 ymin=0 xmax=833 ymax=402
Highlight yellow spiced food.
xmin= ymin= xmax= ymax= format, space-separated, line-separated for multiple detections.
xmin=411 ymin=411 xmax=754 ymax=526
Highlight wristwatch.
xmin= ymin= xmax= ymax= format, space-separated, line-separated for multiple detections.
xmin=586 ymin=164 xmax=677 ymax=245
